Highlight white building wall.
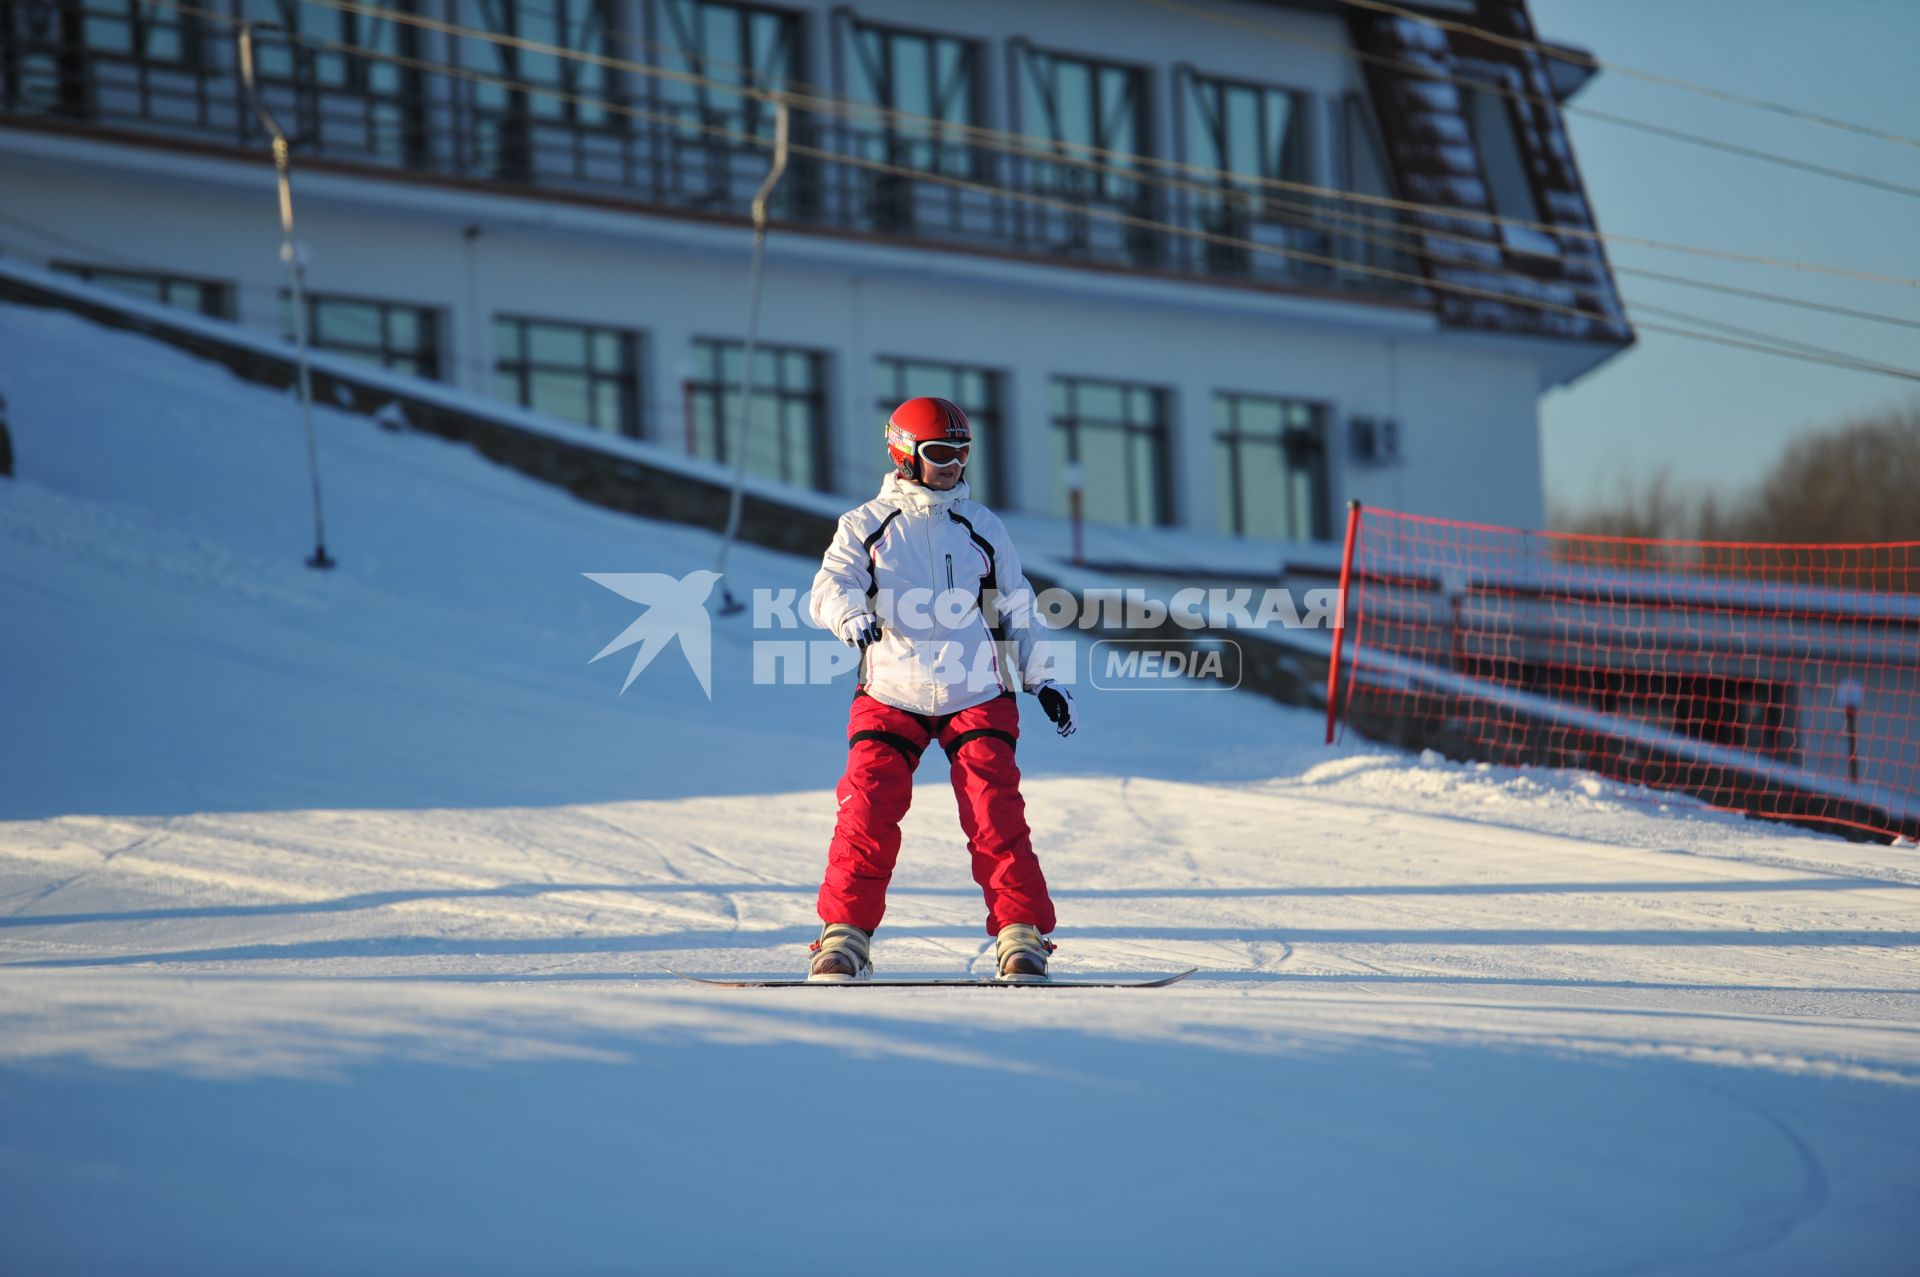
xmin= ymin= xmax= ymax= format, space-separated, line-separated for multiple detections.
xmin=1382 ymin=341 xmax=1546 ymax=528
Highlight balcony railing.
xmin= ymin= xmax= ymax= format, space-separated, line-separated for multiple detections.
xmin=1 ymin=2 xmax=1424 ymax=300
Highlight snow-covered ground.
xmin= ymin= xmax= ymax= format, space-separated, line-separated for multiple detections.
xmin=2 ymin=302 xmax=1917 ymax=1275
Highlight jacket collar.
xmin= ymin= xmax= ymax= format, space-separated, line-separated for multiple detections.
xmin=877 ymin=472 xmax=969 ymax=517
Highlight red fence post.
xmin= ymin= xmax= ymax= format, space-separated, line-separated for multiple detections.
xmin=1325 ymin=499 xmax=1362 ymax=745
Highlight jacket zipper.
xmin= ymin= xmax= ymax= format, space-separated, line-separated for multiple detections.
xmin=945 ymin=553 xmax=954 ymax=591
xmin=923 ymin=517 xmax=941 ymax=701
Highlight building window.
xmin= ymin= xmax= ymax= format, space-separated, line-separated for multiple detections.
xmin=451 ymin=0 xmax=623 ymax=180
xmin=873 ymin=358 xmax=1003 ymax=503
xmin=1015 ymin=46 xmax=1149 ymax=205
xmin=1184 ymin=75 xmax=1310 ymax=203
xmin=1050 ymin=377 xmax=1170 ymax=528
xmin=1214 ymin=393 xmax=1328 ymax=542
xmin=687 ymin=338 xmax=829 ymax=491
xmin=1459 ymin=83 xmax=1543 ymax=227
xmin=843 ymin=19 xmax=985 ymax=228
xmin=242 ymin=0 xmax=426 ymax=165
xmin=52 ymin=262 xmax=233 ymax=318
xmin=846 ymin=20 xmax=984 ymax=168
xmin=284 ymin=293 xmax=441 ymax=379
xmin=1337 ymin=91 xmax=1417 ymax=279
xmin=83 ymin=0 xmax=205 ymax=67
xmin=493 ymin=316 xmax=642 ymax=438
xmin=1012 ymin=45 xmax=1158 ymax=264
xmin=658 ymin=4 xmax=801 ymax=140
xmin=1342 ymin=93 xmax=1391 ymax=195
xmin=655 ymin=2 xmax=811 ymax=211
xmin=1182 ymin=74 xmax=1311 ymax=275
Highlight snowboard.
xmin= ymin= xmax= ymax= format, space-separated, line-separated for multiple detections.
xmin=667 ymin=968 xmax=1197 ymax=989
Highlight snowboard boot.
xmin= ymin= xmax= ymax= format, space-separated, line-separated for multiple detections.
xmin=807 ymin=922 xmax=873 ymax=982
xmin=995 ymin=923 xmax=1055 ymax=983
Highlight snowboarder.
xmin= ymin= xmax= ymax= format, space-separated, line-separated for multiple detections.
xmin=806 ymin=396 xmax=1078 ymax=983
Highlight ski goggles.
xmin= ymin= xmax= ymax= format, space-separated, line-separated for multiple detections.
xmin=917 ymin=441 xmax=971 ymax=466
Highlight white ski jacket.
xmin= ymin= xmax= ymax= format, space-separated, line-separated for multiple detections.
xmin=810 ymin=474 xmax=1047 ymax=717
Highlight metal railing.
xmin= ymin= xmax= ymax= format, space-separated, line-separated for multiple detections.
xmin=1 ymin=1 xmax=1424 ymax=299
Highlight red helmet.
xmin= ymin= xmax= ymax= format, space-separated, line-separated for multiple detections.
xmin=886 ymin=396 xmax=972 ymax=482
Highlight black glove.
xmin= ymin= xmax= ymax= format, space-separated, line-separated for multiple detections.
xmin=1035 ymin=680 xmax=1077 ymax=738
xmin=844 ymin=614 xmax=883 ymax=651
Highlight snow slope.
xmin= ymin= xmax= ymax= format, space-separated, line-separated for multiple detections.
xmin=1 ymin=302 xmax=1918 ymax=1275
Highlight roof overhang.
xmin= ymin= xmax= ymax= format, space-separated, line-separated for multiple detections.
xmin=1539 ymin=41 xmax=1601 ymax=101
xmin=1440 ymin=322 xmax=1637 ymax=392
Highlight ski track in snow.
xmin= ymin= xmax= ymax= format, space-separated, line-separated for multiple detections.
xmin=1 ymin=302 xmax=1918 ymax=1273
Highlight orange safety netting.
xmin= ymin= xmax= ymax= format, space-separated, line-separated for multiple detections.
xmin=1328 ymin=506 xmax=1920 ymax=841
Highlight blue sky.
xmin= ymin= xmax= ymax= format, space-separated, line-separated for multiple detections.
xmin=1523 ymin=0 xmax=1920 ymax=510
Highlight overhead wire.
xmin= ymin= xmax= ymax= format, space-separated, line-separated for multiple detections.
xmin=334 ymin=60 xmax=1920 ymax=333
xmin=511 ymin=0 xmax=1920 ymax=293
xmin=1137 ymin=0 xmax=1920 ymax=201
xmin=1626 ymin=299 xmax=1913 ymax=372
xmin=229 ymin=104 xmax=1920 ymax=335
xmin=292 ymin=4 xmax=1920 ymax=377
xmin=289 ymin=0 xmax=1920 ymax=289
xmin=136 ymin=2 xmax=1920 ymax=380
xmin=59 ymin=0 xmax=1920 ymax=382
xmin=409 ymin=101 xmax=1920 ymax=362
xmin=1334 ymin=0 xmax=1920 ymax=151
xmin=1602 ymin=265 xmax=1920 ymax=333
xmin=343 ymin=11 xmax=1911 ymax=337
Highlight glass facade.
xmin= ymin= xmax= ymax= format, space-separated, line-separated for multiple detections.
xmin=844 ymin=19 xmax=985 ymax=230
xmin=845 ymin=19 xmax=982 ymax=173
xmin=242 ymin=0 xmax=426 ymax=165
xmin=1015 ymin=45 xmax=1148 ymax=206
xmin=1012 ymin=44 xmax=1161 ymax=264
xmin=687 ymin=339 xmax=829 ymax=490
xmin=494 ymin=316 xmax=642 ymax=438
xmin=1181 ymin=74 xmax=1311 ymax=274
xmin=1050 ymin=376 xmax=1170 ymax=528
xmin=1184 ymin=75 xmax=1310 ymax=204
xmin=452 ymin=0 xmax=623 ymax=180
xmin=657 ymin=0 xmax=802 ymax=131
xmin=1214 ymin=393 xmax=1329 ymax=542
xmin=655 ymin=1 xmax=810 ymax=210
xmin=872 ymin=357 xmax=1002 ymax=502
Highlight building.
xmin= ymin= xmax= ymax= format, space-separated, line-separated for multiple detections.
xmin=0 ymin=0 xmax=1632 ymax=542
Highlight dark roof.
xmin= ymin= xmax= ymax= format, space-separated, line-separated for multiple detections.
xmin=1345 ymin=0 xmax=1632 ymax=346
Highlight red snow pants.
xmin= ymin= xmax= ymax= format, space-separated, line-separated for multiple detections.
xmin=818 ymin=690 xmax=1055 ymax=937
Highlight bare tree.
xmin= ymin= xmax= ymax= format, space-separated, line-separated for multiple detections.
xmin=1551 ymin=400 xmax=1920 ymax=587
xmin=1550 ymin=467 xmax=1695 ymax=540
xmin=1728 ymin=402 xmax=1920 ymax=544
